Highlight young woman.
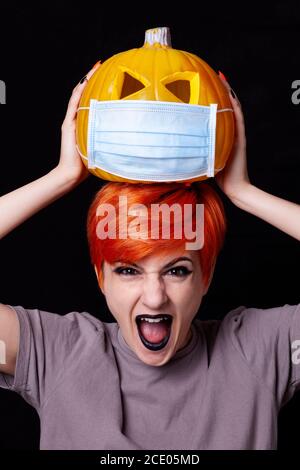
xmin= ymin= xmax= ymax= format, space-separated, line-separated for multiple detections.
xmin=0 ymin=63 xmax=299 ymax=450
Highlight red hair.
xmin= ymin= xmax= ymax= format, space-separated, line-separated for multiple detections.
xmin=87 ymin=181 xmax=226 ymax=289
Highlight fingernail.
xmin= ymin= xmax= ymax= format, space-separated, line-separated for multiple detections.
xmin=92 ymin=60 xmax=101 ymax=69
xmin=79 ymin=75 xmax=88 ymax=84
xmin=218 ymin=70 xmax=227 ymax=82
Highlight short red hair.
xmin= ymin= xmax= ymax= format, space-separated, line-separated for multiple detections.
xmin=87 ymin=181 xmax=226 ymax=289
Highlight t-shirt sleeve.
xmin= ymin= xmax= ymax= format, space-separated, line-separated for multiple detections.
xmin=226 ymin=303 xmax=300 ymax=408
xmin=0 ymin=305 xmax=102 ymax=411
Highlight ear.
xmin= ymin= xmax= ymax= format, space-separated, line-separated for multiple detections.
xmin=203 ymin=261 xmax=216 ymax=296
xmin=94 ymin=264 xmax=99 ymax=281
xmin=94 ymin=264 xmax=105 ymax=296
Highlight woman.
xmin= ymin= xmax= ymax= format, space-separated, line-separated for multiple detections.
xmin=0 ymin=63 xmax=299 ymax=450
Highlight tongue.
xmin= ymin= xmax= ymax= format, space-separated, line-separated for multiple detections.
xmin=139 ymin=320 xmax=170 ymax=344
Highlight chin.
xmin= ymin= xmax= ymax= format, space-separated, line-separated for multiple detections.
xmin=138 ymin=353 xmax=172 ymax=367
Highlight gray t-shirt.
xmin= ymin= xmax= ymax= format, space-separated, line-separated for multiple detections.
xmin=0 ymin=303 xmax=300 ymax=450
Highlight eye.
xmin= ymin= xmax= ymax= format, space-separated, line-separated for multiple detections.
xmin=165 ymin=80 xmax=191 ymax=103
xmin=120 ymin=72 xmax=145 ymax=99
xmin=161 ymin=71 xmax=200 ymax=104
xmin=165 ymin=266 xmax=192 ymax=277
xmin=113 ymin=265 xmax=192 ymax=278
xmin=112 ymin=67 xmax=150 ymax=100
xmin=113 ymin=266 xmax=139 ymax=276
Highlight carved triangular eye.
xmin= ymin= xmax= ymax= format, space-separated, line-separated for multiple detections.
xmin=120 ymin=72 xmax=145 ymax=99
xmin=161 ymin=72 xmax=200 ymax=104
xmin=165 ymin=80 xmax=191 ymax=103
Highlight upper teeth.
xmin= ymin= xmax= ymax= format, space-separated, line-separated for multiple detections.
xmin=140 ymin=316 xmax=170 ymax=323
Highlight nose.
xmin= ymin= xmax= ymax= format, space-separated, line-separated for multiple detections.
xmin=140 ymin=274 xmax=168 ymax=310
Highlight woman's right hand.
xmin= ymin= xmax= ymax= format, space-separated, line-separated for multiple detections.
xmin=215 ymin=74 xmax=251 ymax=201
xmin=55 ymin=61 xmax=101 ymax=185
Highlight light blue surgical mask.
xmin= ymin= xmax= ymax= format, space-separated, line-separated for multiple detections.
xmin=77 ymin=99 xmax=233 ymax=182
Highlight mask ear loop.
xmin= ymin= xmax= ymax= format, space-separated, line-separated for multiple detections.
xmin=217 ymin=108 xmax=234 ymax=113
xmin=76 ymin=106 xmax=90 ymax=161
xmin=76 ymin=144 xmax=88 ymax=161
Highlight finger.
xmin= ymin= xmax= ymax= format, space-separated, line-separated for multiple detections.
xmin=218 ymin=71 xmax=242 ymax=107
xmin=63 ymin=61 xmax=102 ymax=126
xmin=75 ymin=60 xmax=101 ymax=89
xmin=218 ymin=71 xmax=232 ymax=91
xmin=86 ymin=60 xmax=101 ymax=80
xmin=64 ymin=87 xmax=86 ymax=125
xmin=228 ymin=87 xmax=242 ymax=108
xmin=218 ymin=73 xmax=245 ymax=147
xmin=70 ymin=61 xmax=102 ymax=103
xmin=229 ymin=94 xmax=246 ymax=146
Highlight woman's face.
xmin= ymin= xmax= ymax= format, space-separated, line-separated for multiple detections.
xmin=96 ymin=249 xmax=212 ymax=367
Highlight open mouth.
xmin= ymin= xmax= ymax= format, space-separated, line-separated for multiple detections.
xmin=135 ymin=314 xmax=173 ymax=351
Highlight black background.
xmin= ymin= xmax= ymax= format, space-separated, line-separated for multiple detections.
xmin=0 ymin=1 xmax=299 ymax=451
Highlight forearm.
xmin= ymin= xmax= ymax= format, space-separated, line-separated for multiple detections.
xmin=230 ymin=184 xmax=300 ymax=241
xmin=0 ymin=167 xmax=78 ymax=239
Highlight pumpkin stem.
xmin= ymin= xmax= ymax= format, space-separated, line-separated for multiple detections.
xmin=143 ymin=27 xmax=172 ymax=48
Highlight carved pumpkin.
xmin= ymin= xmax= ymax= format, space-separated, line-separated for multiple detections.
xmin=76 ymin=27 xmax=235 ymax=183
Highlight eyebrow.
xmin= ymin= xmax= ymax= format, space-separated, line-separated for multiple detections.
xmin=114 ymin=256 xmax=193 ymax=269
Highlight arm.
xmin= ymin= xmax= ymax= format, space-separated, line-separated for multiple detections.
xmin=0 ymin=167 xmax=82 ymax=240
xmin=0 ymin=62 xmax=101 ymax=375
xmin=216 ymin=73 xmax=300 ymax=241
xmin=0 ymin=61 xmax=100 ymax=239
xmin=229 ymin=185 xmax=300 ymax=242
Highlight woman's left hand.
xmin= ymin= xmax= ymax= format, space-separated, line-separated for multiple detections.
xmin=56 ymin=61 xmax=101 ymax=185
xmin=215 ymin=75 xmax=300 ymax=241
xmin=215 ymin=76 xmax=251 ymax=201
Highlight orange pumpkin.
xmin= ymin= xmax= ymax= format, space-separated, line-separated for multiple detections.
xmin=76 ymin=27 xmax=235 ymax=183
